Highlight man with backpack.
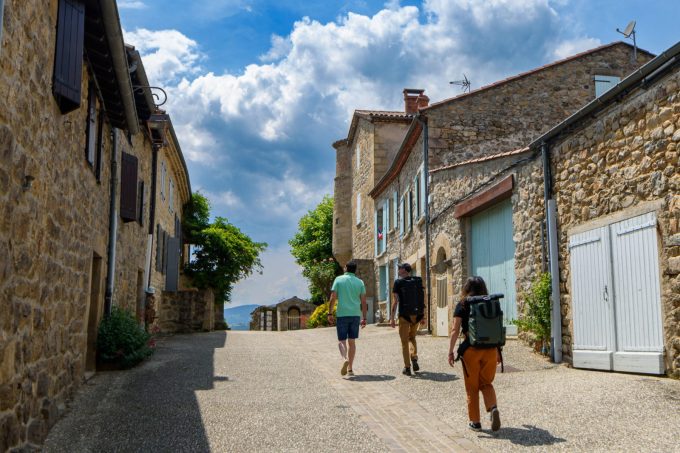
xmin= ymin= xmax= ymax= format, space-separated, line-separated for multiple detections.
xmin=389 ymin=263 xmax=425 ymax=376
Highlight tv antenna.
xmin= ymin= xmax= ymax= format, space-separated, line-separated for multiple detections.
xmin=449 ymin=74 xmax=471 ymax=93
xmin=616 ymin=20 xmax=637 ymax=64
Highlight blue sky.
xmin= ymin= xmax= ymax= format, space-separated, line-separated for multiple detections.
xmin=118 ymin=0 xmax=679 ymax=307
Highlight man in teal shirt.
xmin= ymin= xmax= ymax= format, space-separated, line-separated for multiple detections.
xmin=328 ymin=260 xmax=367 ymax=376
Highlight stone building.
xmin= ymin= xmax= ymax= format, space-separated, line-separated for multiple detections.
xmin=249 ymin=297 xmax=317 ymax=331
xmin=0 ymin=1 xmax=195 ymax=450
xmin=334 ymin=42 xmax=651 ymax=337
xmin=427 ymin=40 xmax=680 ymax=376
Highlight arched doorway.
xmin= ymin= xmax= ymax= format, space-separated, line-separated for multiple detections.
xmin=434 ymin=247 xmax=449 ymax=337
xmin=288 ymin=307 xmax=301 ymax=330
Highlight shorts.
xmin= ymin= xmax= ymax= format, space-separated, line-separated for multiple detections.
xmin=336 ymin=316 xmax=361 ymax=341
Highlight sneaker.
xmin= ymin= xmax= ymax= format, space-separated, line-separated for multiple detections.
xmin=411 ymin=358 xmax=419 ymax=372
xmin=347 ymin=369 xmax=354 ymax=376
xmin=402 ymin=367 xmax=412 ymax=376
xmin=468 ymin=422 xmax=482 ymax=431
xmin=341 ymin=360 xmax=349 ymax=376
xmin=490 ymin=407 xmax=501 ymax=432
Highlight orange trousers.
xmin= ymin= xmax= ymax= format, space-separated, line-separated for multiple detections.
xmin=398 ymin=315 xmax=419 ymax=367
xmin=460 ymin=347 xmax=497 ymax=423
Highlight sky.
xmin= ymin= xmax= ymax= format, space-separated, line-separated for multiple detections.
xmin=118 ymin=0 xmax=680 ymax=307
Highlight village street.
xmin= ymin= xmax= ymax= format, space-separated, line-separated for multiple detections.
xmin=43 ymin=326 xmax=680 ymax=453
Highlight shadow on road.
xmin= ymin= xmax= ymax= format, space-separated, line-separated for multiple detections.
xmin=478 ymin=424 xmax=567 ymax=446
xmin=411 ymin=371 xmax=458 ymax=382
xmin=44 ymin=331 xmax=227 ymax=452
xmin=346 ymin=374 xmax=396 ymax=382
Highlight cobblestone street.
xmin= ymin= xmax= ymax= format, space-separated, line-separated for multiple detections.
xmin=44 ymin=327 xmax=680 ymax=452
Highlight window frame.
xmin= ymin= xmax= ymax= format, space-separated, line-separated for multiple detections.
xmin=356 ymin=193 xmax=362 ymax=226
xmin=594 ymin=74 xmax=620 ymax=98
xmin=85 ymin=82 xmax=98 ymax=167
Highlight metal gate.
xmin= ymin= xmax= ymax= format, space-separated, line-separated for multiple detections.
xmin=436 ymin=277 xmax=448 ymax=337
xmin=470 ymin=199 xmax=517 ymax=334
xmin=569 ymin=212 xmax=664 ymax=374
xmin=288 ymin=307 xmax=301 ymax=330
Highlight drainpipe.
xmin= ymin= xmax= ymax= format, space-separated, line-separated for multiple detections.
xmin=541 ymin=142 xmax=563 ymax=363
xmin=418 ymin=114 xmax=432 ymax=334
xmin=145 ymin=143 xmax=159 ymax=290
xmin=104 ymin=129 xmax=120 ymax=316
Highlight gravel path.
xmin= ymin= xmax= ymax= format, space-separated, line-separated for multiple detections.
xmin=43 ymin=326 xmax=680 ymax=453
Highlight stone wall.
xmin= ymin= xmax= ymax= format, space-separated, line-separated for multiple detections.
xmin=351 ymin=119 xmax=376 ymax=261
xmin=547 ymin=65 xmax=680 ymax=376
xmin=0 ymin=2 xmax=117 ymax=448
xmin=332 ymin=141 xmax=352 ymax=265
xmin=157 ymin=289 xmax=215 ymax=334
xmin=425 ymin=43 xmax=652 ymax=169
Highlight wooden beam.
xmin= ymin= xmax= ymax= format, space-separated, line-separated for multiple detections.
xmin=454 ymin=175 xmax=514 ymax=218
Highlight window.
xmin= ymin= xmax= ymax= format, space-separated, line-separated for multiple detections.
xmin=356 ymin=145 xmax=360 ymax=169
xmin=85 ymin=83 xmax=98 ymax=167
xmin=120 ymin=152 xmax=139 ymax=223
xmin=137 ymin=181 xmax=145 ymax=225
xmin=375 ymin=205 xmax=384 ymax=256
xmin=414 ymin=173 xmax=421 ymax=219
xmin=160 ymin=161 xmax=166 ymax=200
xmin=52 ymin=0 xmax=85 ymax=113
xmin=95 ymin=113 xmax=104 ymax=181
xmin=389 ymin=191 xmax=396 ymax=231
xmin=356 ymin=193 xmax=362 ymax=225
xmin=594 ymin=75 xmax=620 ymax=97
xmin=419 ymin=165 xmax=426 ymax=217
xmin=407 ymin=190 xmax=413 ymax=231
xmin=168 ymin=179 xmax=174 ymax=213
xmin=400 ymin=195 xmax=406 ymax=236
xmin=378 ymin=265 xmax=387 ymax=301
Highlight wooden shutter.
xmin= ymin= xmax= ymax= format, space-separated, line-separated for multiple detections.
xmin=137 ymin=181 xmax=145 ymax=225
xmin=52 ymin=0 xmax=85 ymax=113
xmin=120 ymin=152 xmax=139 ymax=222
xmin=85 ymin=84 xmax=97 ymax=165
xmin=95 ymin=111 xmax=104 ymax=181
xmin=162 ymin=231 xmax=168 ymax=274
xmin=155 ymin=224 xmax=161 ymax=271
xmin=165 ymin=237 xmax=180 ymax=291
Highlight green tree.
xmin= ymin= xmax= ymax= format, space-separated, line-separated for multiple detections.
xmin=289 ymin=195 xmax=342 ymax=304
xmin=183 ymin=193 xmax=267 ymax=303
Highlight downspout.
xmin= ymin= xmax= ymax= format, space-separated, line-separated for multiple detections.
xmin=145 ymin=143 xmax=159 ymax=290
xmin=104 ymin=129 xmax=120 ymax=316
xmin=418 ymin=114 xmax=432 ymax=334
xmin=541 ymin=142 xmax=563 ymax=363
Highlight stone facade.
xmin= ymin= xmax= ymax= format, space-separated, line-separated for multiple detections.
xmin=249 ymin=297 xmax=317 ymax=331
xmin=0 ymin=1 xmax=194 ymax=450
xmin=157 ymin=289 xmax=215 ymax=333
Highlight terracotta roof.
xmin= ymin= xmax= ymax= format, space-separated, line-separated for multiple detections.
xmin=423 ymin=42 xmax=655 ymax=112
xmin=429 ymin=147 xmax=532 ymax=174
xmin=369 ymin=120 xmax=423 ymax=198
xmin=333 ymin=109 xmax=412 ymax=150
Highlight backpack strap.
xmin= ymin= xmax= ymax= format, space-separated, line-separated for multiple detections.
xmin=498 ymin=346 xmax=504 ymax=373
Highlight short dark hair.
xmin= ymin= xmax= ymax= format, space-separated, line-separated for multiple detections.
xmin=398 ymin=263 xmax=412 ymax=273
xmin=345 ymin=260 xmax=357 ymax=273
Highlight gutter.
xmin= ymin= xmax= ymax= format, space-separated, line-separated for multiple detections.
xmin=104 ymin=129 xmax=120 ymax=316
xmin=417 ymin=113 xmax=432 ymax=334
xmin=100 ymin=0 xmax=139 ymax=134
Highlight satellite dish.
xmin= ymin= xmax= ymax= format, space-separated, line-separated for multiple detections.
xmin=622 ymin=20 xmax=636 ymax=38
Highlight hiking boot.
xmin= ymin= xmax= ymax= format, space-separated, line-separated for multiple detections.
xmin=341 ymin=360 xmax=349 ymax=376
xmin=468 ymin=422 xmax=482 ymax=431
xmin=347 ymin=369 xmax=354 ymax=376
xmin=402 ymin=367 xmax=412 ymax=376
xmin=490 ymin=407 xmax=501 ymax=432
xmin=411 ymin=358 xmax=419 ymax=372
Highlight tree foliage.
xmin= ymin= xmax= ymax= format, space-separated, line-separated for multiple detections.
xmin=183 ymin=193 xmax=267 ymax=303
xmin=289 ymin=195 xmax=342 ymax=304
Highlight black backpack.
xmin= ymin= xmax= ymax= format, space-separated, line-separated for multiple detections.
xmin=465 ymin=293 xmax=506 ymax=348
xmin=397 ymin=276 xmax=425 ymax=320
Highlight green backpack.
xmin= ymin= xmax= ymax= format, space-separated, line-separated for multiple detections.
xmin=466 ymin=294 xmax=506 ymax=348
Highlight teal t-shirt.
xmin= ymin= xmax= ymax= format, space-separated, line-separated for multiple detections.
xmin=331 ymin=272 xmax=366 ymax=317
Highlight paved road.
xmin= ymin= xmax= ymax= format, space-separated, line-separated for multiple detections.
xmin=44 ymin=326 xmax=680 ymax=452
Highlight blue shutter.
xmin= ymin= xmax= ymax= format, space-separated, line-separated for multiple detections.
xmin=393 ymin=191 xmax=398 ymax=230
xmin=594 ymin=75 xmax=620 ymax=97
xmin=399 ymin=196 xmax=404 ymax=236
xmin=374 ymin=209 xmax=378 ymax=257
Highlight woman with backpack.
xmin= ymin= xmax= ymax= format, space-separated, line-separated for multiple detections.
xmin=447 ymin=276 xmax=502 ymax=432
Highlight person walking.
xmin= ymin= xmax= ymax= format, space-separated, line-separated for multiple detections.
xmin=448 ymin=276 xmax=502 ymax=432
xmin=390 ymin=263 xmax=425 ymax=376
xmin=328 ymin=260 xmax=367 ymax=376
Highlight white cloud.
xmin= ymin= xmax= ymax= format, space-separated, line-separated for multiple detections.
xmin=552 ymin=37 xmax=602 ymax=60
xmin=229 ymin=245 xmax=310 ymax=307
xmin=118 ymin=1 xmax=147 ymax=9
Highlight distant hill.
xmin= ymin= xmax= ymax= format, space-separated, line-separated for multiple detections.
xmin=223 ymin=304 xmax=261 ymax=330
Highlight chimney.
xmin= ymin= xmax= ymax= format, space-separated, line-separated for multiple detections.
xmin=403 ymin=88 xmax=428 ymax=114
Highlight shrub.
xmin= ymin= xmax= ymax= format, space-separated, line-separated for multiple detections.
xmin=513 ymin=272 xmax=552 ymax=355
xmin=307 ymin=302 xmax=337 ymax=328
xmin=97 ymin=306 xmax=154 ymax=369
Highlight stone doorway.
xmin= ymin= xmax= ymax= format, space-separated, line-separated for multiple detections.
xmin=86 ymin=254 xmax=103 ymax=372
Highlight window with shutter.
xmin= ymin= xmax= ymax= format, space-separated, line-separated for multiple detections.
xmin=137 ymin=181 xmax=145 ymax=225
xmin=162 ymin=231 xmax=168 ymax=274
xmin=169 ymin=179 xmax=174 ymax=213
xmin=414 ymin=173 xmax=421 ymax=219
xmin=95 ymin=111 xmax=104 ymax=181
xmin=120 ymin=152 xmax=139 ymax=222
xmin=52 ymin=0 xmax=85 ymax=113
xmin=155 ymin=224 xmax=161 ymax=271
xmin=594 ymin=75 xmax=620 ymax=97
xmin=356 ymin=193 xmax=361 ymax=225
xmin=85 ymin=83 xmax=97 ymax=166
